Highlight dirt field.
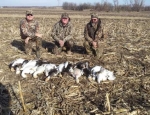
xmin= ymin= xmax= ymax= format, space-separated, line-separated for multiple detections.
xmin=0 ymin=8 xmax=150 ymax=115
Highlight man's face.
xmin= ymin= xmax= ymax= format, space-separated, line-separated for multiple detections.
xmin=26 ymin=14 xmax=34 ymax=21
xmin=91 ymin=18 xmax=98 ymax=23
xmin=61 ymin=18 xmax=69 ymax=25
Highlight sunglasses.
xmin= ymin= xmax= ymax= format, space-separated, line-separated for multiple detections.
xmin=27 ymin=14 xmax=33 ymax=16
xmin=62 ymin=18 xmax=68 ymax=19
xmin=92 ymin=18 xmax=98 ymax=21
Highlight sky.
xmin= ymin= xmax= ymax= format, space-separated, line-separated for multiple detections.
xmin=0 ymin=0 xmax=150 ymax=6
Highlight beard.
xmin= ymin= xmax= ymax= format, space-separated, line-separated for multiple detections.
xmin=92 ymin=22 xmax=97 ymax=26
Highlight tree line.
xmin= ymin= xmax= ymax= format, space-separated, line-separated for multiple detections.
xmin=62 ymin=0 xmax=150 ymax=12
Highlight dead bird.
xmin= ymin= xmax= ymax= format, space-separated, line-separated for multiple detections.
xmin=69 ymin=65 xmax=84 ymax=83
xmin=9 ymin=58 xmax=28 ymax=74
xmin=90 ymin=65 xmax=103 ymax=80
xmin=31 ymin=60 xmax=53 ymax=78
xmin=56 ymin=61 xmax=73 ymax=77
xmin=45 ymin=68 xmax=58 ymax=82
xmin=95 ymin=68 xmax=116 ymax=83
xmin=20 ymin=59 xmax=47 ymax=78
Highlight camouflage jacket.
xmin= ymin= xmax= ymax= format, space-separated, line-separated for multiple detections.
xmin=51 ymin=21 xmax=73 ymax=42
xmin=20 ymin=18 xmax=39 ymax=39
xmin=84 ymin=18 xmax=105 ymax=42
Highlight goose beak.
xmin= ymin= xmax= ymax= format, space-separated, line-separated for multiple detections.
xmin=45 ymin=77 xmax=50 ymax=82
xmin=10 ymin=67 xmax=15 ymax=72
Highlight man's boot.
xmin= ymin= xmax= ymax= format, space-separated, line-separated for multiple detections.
xmin=65 ymin=40 xmax=73 ymax=54
xmin=95 ymin=49 xmax=103 ymax=60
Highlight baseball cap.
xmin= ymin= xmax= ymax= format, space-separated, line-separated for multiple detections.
xmin=26 ymin=10 xmax=33 ymax=15
xmin=91 ymin=13 xmax=98 ymax=19
xmin=61 ymin=12 xmax=69 ymax=18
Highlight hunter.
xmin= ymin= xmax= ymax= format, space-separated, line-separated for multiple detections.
xmin=51 ymin=12 xmax=74 ymax=55
xmin=20 ymin=10 xmax=43 ymax=58
xmin=84 ymin=13 xmax=107 ymax=59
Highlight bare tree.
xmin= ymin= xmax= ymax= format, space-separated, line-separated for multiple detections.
xmin=62 ymin=0 xmax=148 ymax=12
xmin=130 ymin=0 xmax=145 ymax=11
xmin=123 ymin=0 xmax=132 ymax=11
xmin=113 ymin=0 xmax=119 ymax=11
xmin=62 ymin=2 xmax=76 ymax=10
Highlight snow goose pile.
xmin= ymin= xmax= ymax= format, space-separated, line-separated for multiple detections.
xmin=9 ymin=58 xmax=116 ymax=83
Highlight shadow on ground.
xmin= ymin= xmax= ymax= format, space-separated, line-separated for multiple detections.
xmin=72 ymin=44 xmax=86 ymax=54
xmin=11 ymin=40 xmax=25 ymax=51
xmin=10 ymin=39 xmax=87 ymax=55
xmin=0 ymin=83 xmax=13 ymax=115
xmin=42 ymin=40 xmax=55 ymax=53
xmin=11 ymin=39 xmax=55 ymax=53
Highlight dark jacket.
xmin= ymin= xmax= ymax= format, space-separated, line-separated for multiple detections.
xmin=84 ymin=18 xmax=105 ymax=43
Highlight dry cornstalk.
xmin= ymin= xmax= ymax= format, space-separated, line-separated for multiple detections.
xmin=114 ymin=108 xmax=128 ymax=113
xmin=90 ymin=108 xmax=99 ymax=113
xmin=105 ymin=93 xmax=110 ymax=112
xmin=18 ymin=81 xmax=26 ymax=112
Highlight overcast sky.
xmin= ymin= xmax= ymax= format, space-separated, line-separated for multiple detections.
xmin=1 ymin=0 xmax=150 ymax=6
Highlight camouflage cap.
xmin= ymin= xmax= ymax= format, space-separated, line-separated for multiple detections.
xmin=91 ymin=13 xmax=98 ymax=19
xmin=26 ymin=10 xmax=33 ymax=15
xmin=61 ymin=12 xmax=69 ymax=18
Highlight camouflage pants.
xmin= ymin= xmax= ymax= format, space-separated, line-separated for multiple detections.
xmin=83 ymin=40 xmax=105 ymax=58
xmin=52 ymin=40 xmax=74 ymax=54
xmin=23 ymin=37 xmax=42 ymax=57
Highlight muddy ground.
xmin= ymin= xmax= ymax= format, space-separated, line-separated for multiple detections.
xmin=0 ymin=8 xmax=150 ymax=115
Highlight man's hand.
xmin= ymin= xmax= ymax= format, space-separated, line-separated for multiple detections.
xmin=92 ymin=41 xmax=97 ymax=48
xmin=35 ymin=33 xmax=42 ymax=38
xmin=59 ymin=40 xmax=64 ymax=47
xmin=25 ymin=37 xmax=30 ymax=44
